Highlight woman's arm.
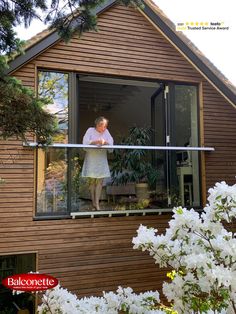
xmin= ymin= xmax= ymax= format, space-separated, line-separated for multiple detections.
xmin=83 ymin=128 xmax=109 ymax=146
xmin=104 ymin=129 xmax=114 ymax=145
xmin=82 ymin=128 xmax=93 ymax=145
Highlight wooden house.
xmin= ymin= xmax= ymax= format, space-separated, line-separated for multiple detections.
xmin=0 ymin=0 xmax=236 ymax=311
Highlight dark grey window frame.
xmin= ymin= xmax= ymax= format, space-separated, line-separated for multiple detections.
xmin=35 ymin=71 xmax=207 ymax=218
xmin=35 ymin=69 xmax=77 ymax=218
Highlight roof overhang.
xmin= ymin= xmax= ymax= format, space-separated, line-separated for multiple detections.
xmin=141 ymin=2 xmax=236 ymax=105
xmin=7 ymin=0 xmax=117 ymax=75
xmin=7 ymin=0 xmax=236 ymax=106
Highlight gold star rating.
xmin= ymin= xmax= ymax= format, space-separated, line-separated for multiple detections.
xmin=205 ymin=22 xmax=209 ymax=26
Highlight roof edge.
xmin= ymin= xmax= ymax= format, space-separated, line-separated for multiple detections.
xmin=7 ymin=0 xmax=236 ymax=105
xmin=142 ymin=1 xmax=236 ymax=105
xmin=7 ymin=0 xmax=117 ymax=75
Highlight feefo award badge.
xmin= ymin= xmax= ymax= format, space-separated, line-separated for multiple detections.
xmin=176 ymin=21 xmax=230 ymax=31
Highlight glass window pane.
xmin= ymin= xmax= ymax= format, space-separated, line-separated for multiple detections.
xmin=174 ymin=85 xmax=200 ymax=207
xmin=37 ymin=71 xmax=69 ymax=215
xmin=37 ymin=148 xmax=68 ymax=214
xmin=69 ymin=147 xmax=165 ymax=212
xmin=38 ymin=71 xmax=69 ymax=143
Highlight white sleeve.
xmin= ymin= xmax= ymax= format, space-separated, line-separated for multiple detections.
xmin=105 ymin=129 xmax=114 ymax=145
xmin=82 ymin=128 xmax=92 ymax=145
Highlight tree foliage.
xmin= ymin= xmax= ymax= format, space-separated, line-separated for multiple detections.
xmin=1 ymin=0 xmax=144 ymax=54
xmin=0 ymin=0 xmax=47 ymax=54
xmin=0 ymin=0 xmax=143 ymax=143
xmin=0 ymin=57 xmax=57 ymax=144
xmin=46 ymin=0 xmax=144 ymax=42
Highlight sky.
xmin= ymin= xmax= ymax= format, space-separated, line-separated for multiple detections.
xmin=15 ymin=0 xmax=236 ymax=87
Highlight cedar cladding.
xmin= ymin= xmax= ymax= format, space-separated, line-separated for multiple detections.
xmin=203 ymin=80 xmax=236 ymax=188
xmin=0 ymin=3 xmax=236 ymax=297
xmin=34 ymin=5 xmax=202 ymax=82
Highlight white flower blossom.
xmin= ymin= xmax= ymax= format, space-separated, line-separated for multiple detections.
xmin=133 ymin=182 xmax=236 ymax=313
xmin=38 ymin=285 xmax=164 ymax=314
xmin=38 ymin=182 xmax=236 ymax=314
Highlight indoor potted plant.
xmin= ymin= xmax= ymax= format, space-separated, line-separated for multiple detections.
xmin=110 ymin=126 xmax=158 ymax=200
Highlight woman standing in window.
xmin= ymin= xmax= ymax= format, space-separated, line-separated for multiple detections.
xmin=81 ymin=117 xmax=113 ymax=210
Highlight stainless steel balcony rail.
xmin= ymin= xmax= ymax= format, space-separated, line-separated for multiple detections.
xmin=23 ymin=142 xmax=215 ymax=151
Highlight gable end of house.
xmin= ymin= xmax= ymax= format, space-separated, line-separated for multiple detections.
xmin=7 ymin=0 xmax=236 ymax=106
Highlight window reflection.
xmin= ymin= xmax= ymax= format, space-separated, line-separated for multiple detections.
xmin=37 ymin=71 xmax=69 ymax=214
xmin=37 ymin=148 xmax=68 ymax=214
xmin=38 ymin=71 xmax=69 ymax=143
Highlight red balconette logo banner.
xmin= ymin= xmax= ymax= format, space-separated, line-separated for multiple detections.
xmin=2 ymin=273 xmax=58 ymax=291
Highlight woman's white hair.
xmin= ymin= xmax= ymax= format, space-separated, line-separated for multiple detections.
xmin=94 ymin=116 xmax=109 ymax=126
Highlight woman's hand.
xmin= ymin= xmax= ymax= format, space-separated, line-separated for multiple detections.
xmin=91 ymin=139 xmax=108 ymax=145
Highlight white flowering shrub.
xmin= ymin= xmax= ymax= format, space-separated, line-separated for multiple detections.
xmin=37 ymin=181 xmax=236 ymax=314
xmin=37 ymin=285 xmax=167 ymax=314
xmin=133 ymin=181 xmax=236 ymax=314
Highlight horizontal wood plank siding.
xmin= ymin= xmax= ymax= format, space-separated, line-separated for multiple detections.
xmin=0 ymin=129 xmax=169 ymax=298
xmin=1 ymin=2 xmax=235 ymax=299
xmin=0 ymin=199 xmax=171 ymax=296
xmin=203 ymin=80 xmax=236 ymax=189
xmin=34 ymin=4 xmax=202 ymax=82
xmin=12 ymin=63 xmax=36 ymax=88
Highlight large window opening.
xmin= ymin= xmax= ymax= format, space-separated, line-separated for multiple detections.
xmin=36 ymin=73 xmax=201 ymax=215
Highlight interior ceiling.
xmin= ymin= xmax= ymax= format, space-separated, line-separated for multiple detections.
xmin=79 ymin=81 xmax=140 ymax=111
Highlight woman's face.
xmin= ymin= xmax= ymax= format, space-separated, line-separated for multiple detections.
xmin=96 ymin=121 xmax=107 ymax=133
